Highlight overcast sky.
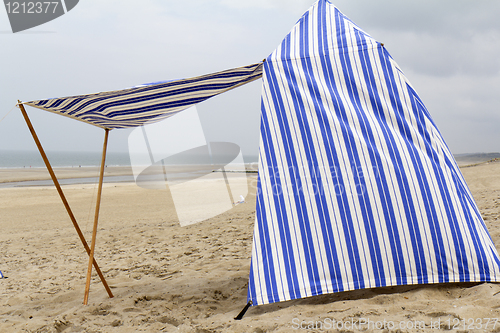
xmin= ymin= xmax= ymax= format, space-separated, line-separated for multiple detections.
xmin=1 ymin=0 xmax=499 ymax=158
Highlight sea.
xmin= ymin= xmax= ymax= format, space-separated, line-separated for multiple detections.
xmin=0 ymin=150 xmax=134 ymax=188
xmin=3 ymin=150 xmax=499 ymax=171
xmin=0 ymin=150 xmax=259 ymax=188
xmin=0 ymin=150 xmax=132 ymax=169
xmin=0 ymin=150 xmax=260 ymax=169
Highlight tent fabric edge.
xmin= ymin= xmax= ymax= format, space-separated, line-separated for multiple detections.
xmin=23 ymin=62 xmax=264 ymax=130
xmin=250 ymin=274 xmax=500 ymax=306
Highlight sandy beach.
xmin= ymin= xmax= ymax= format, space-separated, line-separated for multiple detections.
xmin=1 ymin=162 xmax=500 ymax=332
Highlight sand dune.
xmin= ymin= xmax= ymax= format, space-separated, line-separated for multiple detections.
xmin=1 ymin=162 xmax=500 ymax=332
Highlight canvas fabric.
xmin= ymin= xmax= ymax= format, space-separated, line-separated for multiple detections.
xmin=247 ymin=0 xmax=500 ymax=306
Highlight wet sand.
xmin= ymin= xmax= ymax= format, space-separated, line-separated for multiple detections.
xmin=0 ymin=166 xmax=134 ymax=184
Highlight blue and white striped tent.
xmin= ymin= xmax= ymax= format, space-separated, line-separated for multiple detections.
xmin=19 ymin=0 xmax=500 ymax=309
xmin=247 ymin=0 xmax=500 ymax=306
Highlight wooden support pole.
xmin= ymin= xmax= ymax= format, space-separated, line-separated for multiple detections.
xmin=18 ymin=102 xmax=114 ymax=300
xmin=83 ymin=128 xmax=110 ymax=305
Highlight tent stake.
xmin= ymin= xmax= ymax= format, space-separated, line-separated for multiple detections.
xmin=83 ymin=128 xmax=110 ymax=305
xmin=234 ymin=300 xmax=252 ymax=320
xmin=18 ymin=102 xmax=114 ymax=299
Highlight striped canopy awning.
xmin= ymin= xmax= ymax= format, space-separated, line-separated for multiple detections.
xmin=248 ymin=0 xmax=500 ymax=306
xmin=22 ymin=62 xmax=263 ymax=129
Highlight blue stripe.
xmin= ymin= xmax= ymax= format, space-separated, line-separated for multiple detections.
xmin=266 ymin=55 xmax=323 ymax=297
xmin=321 ymin=8 xmax=407 ymax=288
xmin=336 ymin=15 xmax=394 ymax=287
xmin=376 ymin=46 xmax=432 ymax=284
xmin=254 ymin=162 xmax=280 ymax=304
xmin=408 ymin=89 xmax=469 ymax=280
xmin=312 ymin=3 xmax=347 ymax=292
xmin=350 ymin=32 xmax=408 ymax=286
xmin=260 ymin=76 xmax=302 ymax=301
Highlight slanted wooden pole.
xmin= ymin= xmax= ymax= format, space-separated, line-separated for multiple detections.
xmin=83 ymin=128 xmax=110 ymax=305
xmin=18 ymin=101 xmax=114 ymax=299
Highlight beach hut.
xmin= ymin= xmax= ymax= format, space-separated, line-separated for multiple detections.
xmin=245 ymin=0 xmax=500 ymax=308
xmin=18 ymin=0 xmax=500 ymax=309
